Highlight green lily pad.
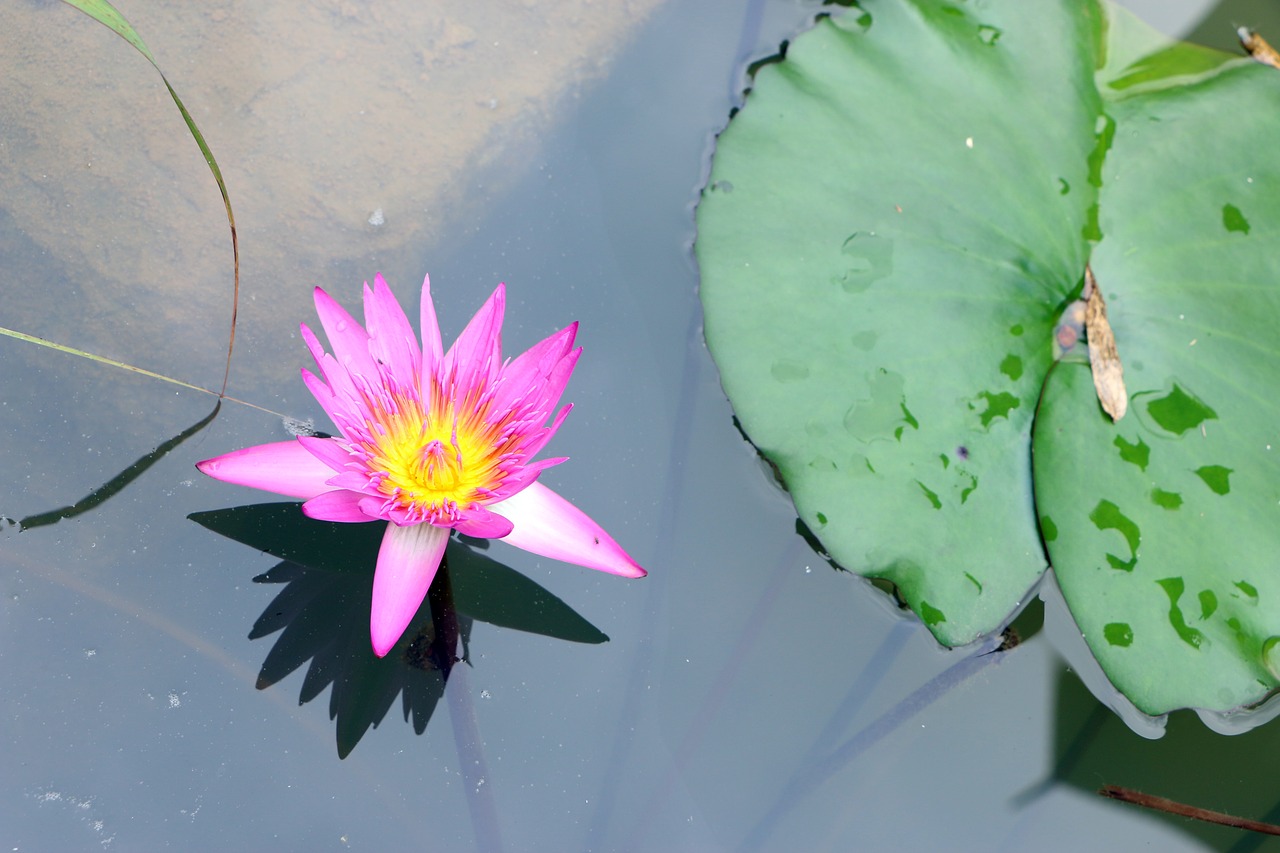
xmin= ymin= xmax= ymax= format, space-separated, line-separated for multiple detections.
xmin=697 ymin=0 xmax=1280 ymax=720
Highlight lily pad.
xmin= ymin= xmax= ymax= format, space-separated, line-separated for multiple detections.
xmin=697 ymin=0 xmax=1280 ymax=719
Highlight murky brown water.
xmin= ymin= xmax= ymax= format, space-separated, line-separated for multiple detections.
xmin=0 ymin=0 xmax=663 ymax=390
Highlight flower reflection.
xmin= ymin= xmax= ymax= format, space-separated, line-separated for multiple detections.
xmin=198 ymin=274 xmax=644 ymax=655
xmin=190 ymin=502 xmax=609 ymax=757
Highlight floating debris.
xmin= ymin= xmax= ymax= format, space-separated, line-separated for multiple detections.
xmin=282 ymin=417 xmax=318 ymax=437
xmin=1239 ymin=27 xmax=1280 ymax=69
xmin=1084 ymin=266 xmax=1127 ymax=421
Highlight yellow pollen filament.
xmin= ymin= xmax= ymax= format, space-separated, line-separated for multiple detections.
xmin=367 ymin=397 xmax=503 ymax=512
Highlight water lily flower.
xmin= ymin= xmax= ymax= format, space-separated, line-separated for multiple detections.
xmin=198 ymin=274 xmax=645 ymax=656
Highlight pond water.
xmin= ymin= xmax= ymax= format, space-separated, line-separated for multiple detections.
xmin=4 ymin=1 xmax=1280 ymax=850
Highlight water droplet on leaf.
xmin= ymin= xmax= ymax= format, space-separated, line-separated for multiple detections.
xmin=1194 ymin=465 xmax=1232 ymax=496
xmin=1090 ymin=499 xmax=1140 ymax=571
xmin=1234 ymin=580 xmax=1259 ymax=602
xmin=850 ymin=330 xmax=879 ymax=351
xmin=916 ymin=480 xmax=942 ymax=509
xmin=1222 ymin=203 xmax=1250 ymax=234
xmin=999 ymin=354 xmax=1023 ymax=381
xmin=835 ymin=232 xmax=893 ymax=292
xmin=1113 ymin=435 xmax=1149 ymax=471
xmin=1104 ymin=622 xmax=1133 ymax=647
xmin=770 ymin=360 xmax=810 ymax=382
xmin=843 ymin=369 xmax=916 ymax=441
xmin=920 ymin=601 xmax=946 ymax=626
xmin=1143 ymin=383 xmax=1217 ymax=435
xmin=1156 ymin=577 xmax=1205 ymax=649
xmin=1198 ymin=589 xmax=1217 ymax=620
xmin=971 ymin=390 xmax=1019 ymax=428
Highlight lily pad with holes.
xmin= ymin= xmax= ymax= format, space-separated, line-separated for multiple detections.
xmin=696 ymin=0 xmax=1280 ymax=722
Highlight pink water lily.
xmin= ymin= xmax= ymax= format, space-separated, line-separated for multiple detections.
xmin=198 ymin=274 xmax=645 ymax=656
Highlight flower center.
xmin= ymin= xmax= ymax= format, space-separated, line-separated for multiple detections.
xmin=365 ymin=392 xmax=503 ymax=518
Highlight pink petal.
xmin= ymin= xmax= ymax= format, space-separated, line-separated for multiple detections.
xmin=453 ymin=505 xmax=515 ymax=538
xmin=443 ymin=283 xmax=505 ymax=393
xmin=299 ymin=323 xmax=328 ymax=373
xmin=303 ymin=333 xmax=368 ymax=417
xmin=519 ymin=405 xmax=573 ymax=459
xmin=307 ymin=344 xmax=363 ymax=407
xmin=419 ymin=274 xmax=443 ymax=377
xmin=541 ymin=347 xmax=582 ymax=410
xmin=496 ymin=481 xmax=645 ymax=578
xmin=370 ymin=522 xmax=450 ymax=657
xmin=196 ymin=440 xmax=334 ymax=500
xmin=502 ymin=323 xmax=576 ymax=390
xmin=297 ymin=434 xmax=352 ymax=472
xmin=313 ymin=286 xmax=377 ymax=378
xmin=491 ymin=323 xmax=578 ymax=413
xmin=488 ymin=457 xmax=564 ymax=501
xmin=301 ymin=369 xmax=350 ymax=433
xmin=359 ymin=495 xmax=394 ymax=520
xmin=302 ymin=489 xmax=374 ymax=522
xmin=364 ymin=274 xmax=421 ymax=382
xmin=326 ymin=470 xmax=379 ymax=493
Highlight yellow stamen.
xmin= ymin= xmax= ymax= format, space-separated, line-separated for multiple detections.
xmin=365 ymin=393 xmax=503 ymax=514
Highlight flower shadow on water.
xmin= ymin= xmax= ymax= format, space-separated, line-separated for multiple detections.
xmin=189 ymin=502 xmax=608 ymax=758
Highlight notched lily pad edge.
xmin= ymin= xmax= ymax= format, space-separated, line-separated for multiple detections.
xmin=700 ymin=0 xmax=1280 ymax=734
xmin=1042 ymin=571 xmax=1280 ymax=737
xmin=785 ymin=437 xmax=1280 ymax=737
xmin=791 ymin=483 xmax=1049 ymax=660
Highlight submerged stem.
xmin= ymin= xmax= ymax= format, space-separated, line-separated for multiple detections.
xmin=1100 ymin=785 xmax=1280 ymax=836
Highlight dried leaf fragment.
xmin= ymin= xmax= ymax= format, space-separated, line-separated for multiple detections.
xmin=1239 ymin=27 xmax=1280 ymax=70
xmin=1084 ymin=266 xmax=1127 ymax=421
